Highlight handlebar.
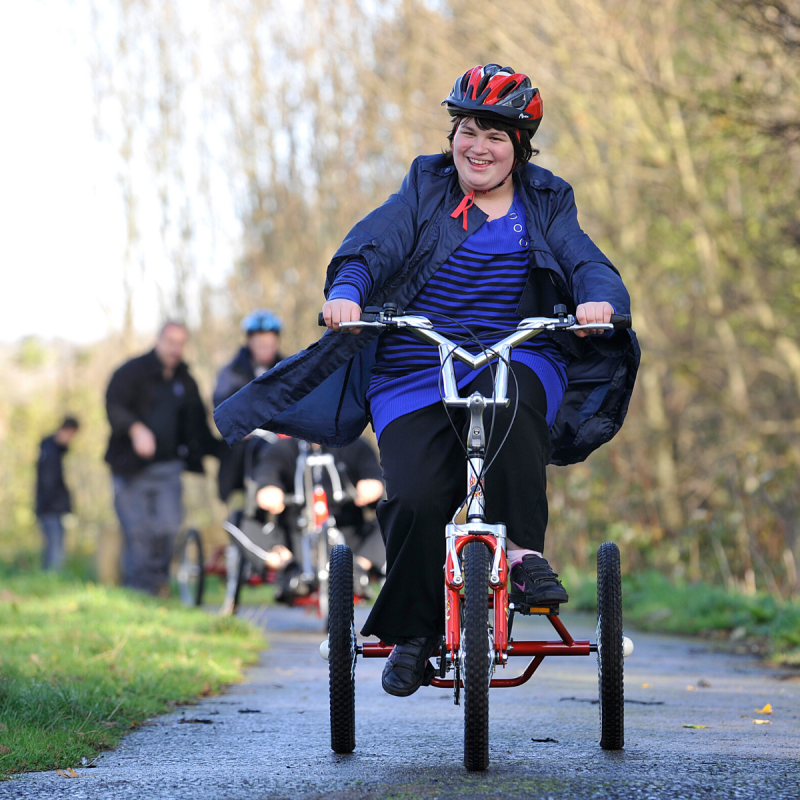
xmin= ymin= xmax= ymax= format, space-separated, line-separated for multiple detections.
xmin=318 ymin=308 xmax=632 ymax=331
xmin=317 ymin=304 xmax=632 ymax=408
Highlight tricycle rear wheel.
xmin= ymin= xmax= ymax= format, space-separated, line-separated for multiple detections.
xmin=597 ymin=541 xmax=624 ymax=750
xmin=462 ymin=541 xmax=491 ymax=771
xmin=328 ymin=544 xmax=356 ymax=754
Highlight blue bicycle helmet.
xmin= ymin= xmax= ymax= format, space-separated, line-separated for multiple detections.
xmin=241 ymin=309 xmax=283 ymax=335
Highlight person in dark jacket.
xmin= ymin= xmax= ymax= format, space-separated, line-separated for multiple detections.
xmin=215 ymin=64 xmax=640 ymax=696
xmin=105 ymin=321 xmax=224 ymax=594
xmin=35 ymin=416 xmax=80 ymax=570
xmin=213 ymin=309 xmax=283 ymax=502
xmin=254 ymin=436 xmax=385 ymax=599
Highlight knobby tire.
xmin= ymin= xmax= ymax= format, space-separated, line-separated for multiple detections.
xmin=597 ymin=541 xmax=624 ymax=750
xmin=463 ymin=541 xmax=491 ymax=771
xmin=329 ymin=544 xmax=356 ymax=753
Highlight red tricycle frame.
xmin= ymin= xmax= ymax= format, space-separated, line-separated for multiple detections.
xmin=360 ymin=532 xmax=595 ymax=689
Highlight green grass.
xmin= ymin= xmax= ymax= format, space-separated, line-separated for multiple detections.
xmin=561 ymin=566 xmax=800 ymax=665
xmin=0 ymin=569 xmax=265 ymax=778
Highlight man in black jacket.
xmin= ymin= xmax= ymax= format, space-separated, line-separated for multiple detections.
xmin=213 ymin=309 xmax=283 ymax=503
xmin=35 ymin=416 xmax=80 ymax=570
xmin=105 ymin=321 xmax=224 ymax=594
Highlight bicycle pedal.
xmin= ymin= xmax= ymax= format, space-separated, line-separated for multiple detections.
xmin=509 ymin=593 xmax=559 ymax=616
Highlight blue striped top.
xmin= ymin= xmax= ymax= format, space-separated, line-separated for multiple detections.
xmin=328 ymin=193 xmax=568 ymax=440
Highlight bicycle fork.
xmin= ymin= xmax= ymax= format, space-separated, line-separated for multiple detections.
xmin=443 ymin=393 xmax=510 ymax=698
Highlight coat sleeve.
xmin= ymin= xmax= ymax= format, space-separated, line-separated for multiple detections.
xmin=213 ymin=363 xmax=246 ymax=409
xmin=251 ymin=440 xmax=295 ymax=491
xmin=105 ymin=365 xmax=140 ymax=435
xmin=543 ymin=184 xmax=630 ymax=315
xmin=36 ymin=441 xmax=61 ymax=497
xmin=185 ymin=378 xmax=227 ymax=462
xmin=324 ymin=158 xmax=424 ymax=296
xmin=342 ymin=439 xmax=383 ymax=484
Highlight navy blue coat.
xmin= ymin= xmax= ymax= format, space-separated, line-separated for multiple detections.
xmin=35 ymin=435 xmax=71 ymax=516
xmin=215 ymin=155 xmax=640 ymax=466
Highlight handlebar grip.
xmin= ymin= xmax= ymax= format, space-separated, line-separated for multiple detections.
xmin=318 ymin=311 xmax=380 ymax=327
xmin=610 ymin=313 xmax=632 ymax=330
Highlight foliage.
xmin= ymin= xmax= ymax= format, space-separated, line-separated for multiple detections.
xmin=3 ymin=0 xmax=800 ymax=597
xmin=563 ymin=566 xmax=800 ymax=665
xmin=0 ymin=568 xmax=264 ymax=777
xmin=0 ymin=335 xmax=228 ymax=578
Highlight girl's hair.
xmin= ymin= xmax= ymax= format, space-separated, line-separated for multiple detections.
xmin=443 ymin=115 xmax=538 ymax=171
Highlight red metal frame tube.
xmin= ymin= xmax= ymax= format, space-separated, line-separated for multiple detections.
xmin=506 ymin=640 xmax=591 ymax=656
xmin=430 ymin=655 xmax=546 ymax=689
xmin=360 ymin=639 xmax=591 ymax=659
xmin=547 ymin=613 xmax=575 ymax=646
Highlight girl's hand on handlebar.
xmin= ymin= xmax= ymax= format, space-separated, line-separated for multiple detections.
xmin=322 ymin=299 xmax=362 ymax=333
xmin=257 ymin=485 xmax=286 ymax=515
xmin=575 ymin=301 xmax=614 ymax=337
xmin=354 ymin=478 xmax=384 ymax=507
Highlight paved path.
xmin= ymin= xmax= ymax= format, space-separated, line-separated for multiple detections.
xmin=4 ymin=607 xmax=800 ymax=799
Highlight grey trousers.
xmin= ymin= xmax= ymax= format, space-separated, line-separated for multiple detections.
xmin=38 ymin=513 xmax=65 ymax=571
xmin=113 ymin=460 xmax=183 ymax=594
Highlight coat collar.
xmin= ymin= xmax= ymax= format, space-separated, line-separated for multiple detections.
xmin=144 ymin=348 xmax=188 ymax=380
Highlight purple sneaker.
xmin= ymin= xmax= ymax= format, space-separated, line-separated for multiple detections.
xmin=510 ymin=554 xmax=569 ymax=605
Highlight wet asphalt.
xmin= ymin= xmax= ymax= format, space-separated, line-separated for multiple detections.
xmin=4 ymin=605 xmax=800 ymax=800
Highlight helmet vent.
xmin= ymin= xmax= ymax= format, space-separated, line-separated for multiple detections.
xmin=497 ymin=82 xmax=516 ymax=99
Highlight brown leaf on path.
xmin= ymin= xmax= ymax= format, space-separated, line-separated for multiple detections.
xmin=686 ymin=685 xmax=696 ymax=691
xmin=697 ymin=679 xmax=711 ymax=688
xmin=57 ymin=768 xmax=80 ymax=778
xmin=755 ymin=703 xmax=772 ymax=714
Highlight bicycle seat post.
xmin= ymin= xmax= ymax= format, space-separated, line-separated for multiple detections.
xmin=466 ymin=393 xmax=487 ymax=524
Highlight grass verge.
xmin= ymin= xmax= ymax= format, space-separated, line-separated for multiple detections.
xmin=561 ymin=566 xmax=800 ymax=666
xmin=0 ymin=570 xmax=265 ymax=778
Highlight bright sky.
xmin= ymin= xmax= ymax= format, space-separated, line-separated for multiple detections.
xmin=0 ymin=1 xmax=232 ymax=344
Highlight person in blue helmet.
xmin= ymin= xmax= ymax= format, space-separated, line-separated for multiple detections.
xmin=214 ymin=309 xmax=284 ymax=502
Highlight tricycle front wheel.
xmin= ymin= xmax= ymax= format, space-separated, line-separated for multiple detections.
xmin=462 ymin=541 xmax=491 ymax=771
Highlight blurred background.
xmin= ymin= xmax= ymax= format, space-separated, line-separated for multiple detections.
xmin=1 ymin=0 xmax=799 ymax=597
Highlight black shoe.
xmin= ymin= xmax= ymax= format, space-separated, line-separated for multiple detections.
xmin=353 ymin=561 xmax=371 ymax=601
xmin=510 ymin=554 xmax=569 ymax=606
xmin=275 ymin=562 xmax=302 ymax=604
xmin=381 ymin=636 xmax=439 ymax=697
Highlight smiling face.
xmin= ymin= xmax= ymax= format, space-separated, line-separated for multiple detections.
xmin=452 ymin=117 xmax=516 ymax=194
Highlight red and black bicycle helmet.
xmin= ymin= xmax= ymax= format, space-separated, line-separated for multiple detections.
xmin=442 ymin=64 xmax=543 ymax=134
